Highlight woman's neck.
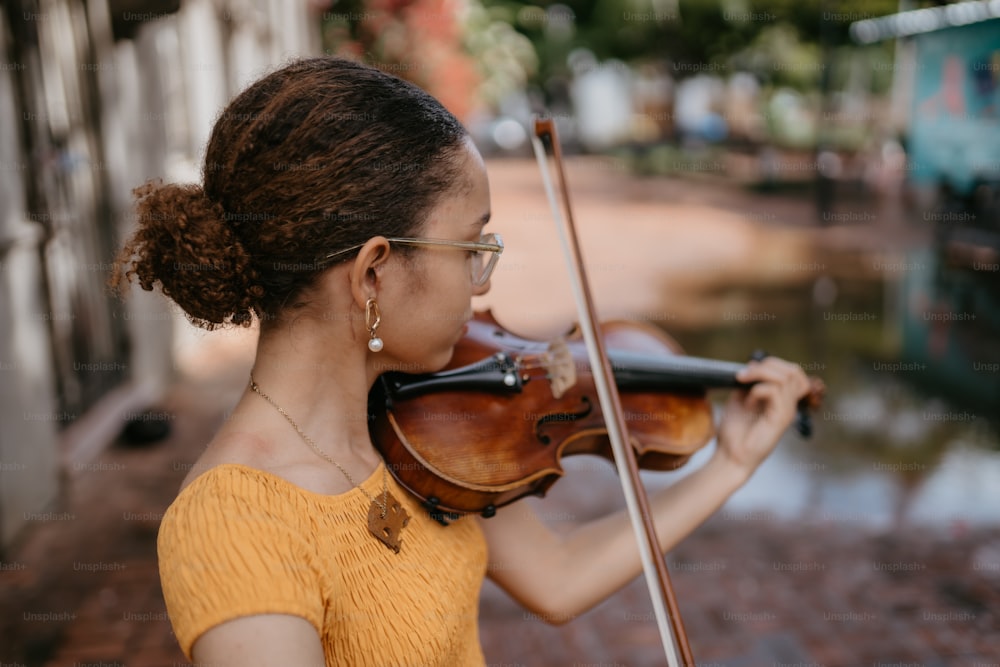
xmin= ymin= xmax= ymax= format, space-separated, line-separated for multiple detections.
xmin=228 ymin=318 xmax=378 ymax=466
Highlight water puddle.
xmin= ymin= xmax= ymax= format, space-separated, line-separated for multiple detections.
xmin=656 ymin=245 xmax=1000 ymax=531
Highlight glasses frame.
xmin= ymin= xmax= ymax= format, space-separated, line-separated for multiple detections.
xmin=323 ymin=232 xmax=503 ymax=286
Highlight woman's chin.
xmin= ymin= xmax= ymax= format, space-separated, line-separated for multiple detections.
xmin=426 ymin=346 xmax=457 ymax=374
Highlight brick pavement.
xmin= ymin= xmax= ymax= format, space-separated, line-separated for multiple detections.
xmin=3 ymin=162 xmax=997 ymax=666
xmin=4 ymin=364 xmax=997 ymax=666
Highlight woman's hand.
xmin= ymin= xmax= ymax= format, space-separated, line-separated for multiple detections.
xmin=715 ymin=356 xmax=812 ymax=479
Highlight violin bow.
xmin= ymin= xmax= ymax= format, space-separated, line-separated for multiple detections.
xmin=530 ymin=117 xmax=695 ymax=667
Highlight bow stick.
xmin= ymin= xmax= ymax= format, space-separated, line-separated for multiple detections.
xmin=530 ymin=117 xmax=695 ymax=667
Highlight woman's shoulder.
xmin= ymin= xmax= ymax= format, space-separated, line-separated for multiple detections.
xmin=157 ymin=437 xmax=331 ymax=661
xmin=159 ymin=446 xmax=324 ymax=564
xmin=163 ymin=433 xmax=305 ymax=529
xmin=166 ymin=431 xmax=371 ymax=532
xmin=163 ymin=464 xmax=296 ymax=535
xmin=178 ymin=430 xmax=361 ymax=496
xmin=176 ymin=430 xmax=274 ymax=492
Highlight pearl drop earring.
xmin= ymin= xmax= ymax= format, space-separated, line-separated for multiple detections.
xmin=365 ymin=297 xmax=383 ymax=352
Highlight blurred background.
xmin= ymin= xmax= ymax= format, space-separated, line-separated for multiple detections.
xmin=1 ymin=0 xmax=998 ymax=665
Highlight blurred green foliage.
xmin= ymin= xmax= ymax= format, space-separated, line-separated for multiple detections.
xmin=318 ymin=0 xmax=937 ymax=156
xmin=482 ymin=0 xmax=902 ymax=89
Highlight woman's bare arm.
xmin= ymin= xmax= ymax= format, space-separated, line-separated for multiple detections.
xmin=191 ymin=614 xmax=327 ymax=667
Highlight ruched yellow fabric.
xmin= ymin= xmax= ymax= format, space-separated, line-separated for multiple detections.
xmin=157 ymin=461 xmax=488 ymax=666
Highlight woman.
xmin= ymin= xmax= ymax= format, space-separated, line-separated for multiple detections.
xmin=113 ymin=57 xmax=809 ymax=666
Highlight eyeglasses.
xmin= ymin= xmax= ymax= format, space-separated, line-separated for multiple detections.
xmin=323 ymin=232 xmax=504 ymax=286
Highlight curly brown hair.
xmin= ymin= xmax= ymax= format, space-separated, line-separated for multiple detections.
xmin=112 ymin=57 xmax=469 ymax=329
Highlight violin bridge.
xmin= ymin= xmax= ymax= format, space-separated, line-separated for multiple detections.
xmin=545 ymin=337 xmax=576 ymax=399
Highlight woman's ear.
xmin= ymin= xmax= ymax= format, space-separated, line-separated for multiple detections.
xmin=348 ymin=237 xmax=392 ymax=307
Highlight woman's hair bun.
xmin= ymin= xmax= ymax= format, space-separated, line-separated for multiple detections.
xmin=112 ymin=181 xmax=263 ymax=329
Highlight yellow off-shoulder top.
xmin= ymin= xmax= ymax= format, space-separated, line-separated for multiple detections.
xmin=157 ymin=461 xmax=488 ymax=666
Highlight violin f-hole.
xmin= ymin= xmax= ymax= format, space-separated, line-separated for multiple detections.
xmin=535 ymin=396 xmax=594 ymax=444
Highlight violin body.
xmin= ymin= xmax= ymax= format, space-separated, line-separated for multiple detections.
xmin=368 ymin=310 xmax=716 ymax=519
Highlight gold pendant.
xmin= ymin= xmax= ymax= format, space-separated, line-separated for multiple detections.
xmin=367 ymin=492 xmax=410 ymax=553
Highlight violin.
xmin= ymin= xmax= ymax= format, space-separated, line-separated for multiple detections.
xmin=369 ymin=309 xmax=825 ymax=521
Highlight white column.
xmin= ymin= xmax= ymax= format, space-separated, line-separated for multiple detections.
xmin=0 ymin=12 xmax=61 ymax=548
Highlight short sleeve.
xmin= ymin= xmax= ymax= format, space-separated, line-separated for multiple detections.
xmin=157 ymin=468 xmax=324 ymax=658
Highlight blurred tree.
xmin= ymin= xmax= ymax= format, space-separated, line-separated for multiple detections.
xmin=317 ymin=0 xmax=928 ymax=148
xmin=484 ymin=0 xmax=902 ymax=86
xmin=320 ymin=0 xmax=481 ymax=120
xmin=320 ymin=0 xmax=536 ymax=120
xmin=463 ymin=3 xmax=539 ymax=111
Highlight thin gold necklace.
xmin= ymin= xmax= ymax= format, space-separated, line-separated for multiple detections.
xmin=248 ymin=373 xmax=410 ymax=553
